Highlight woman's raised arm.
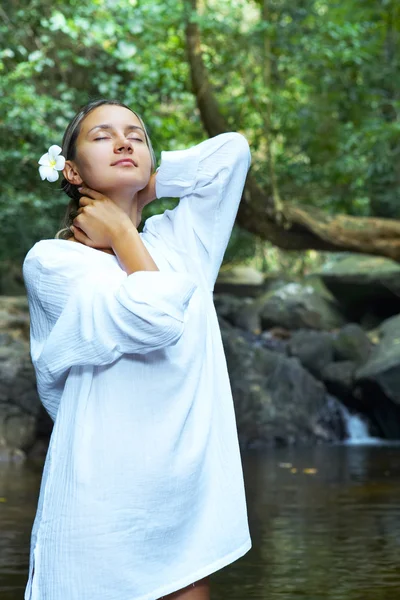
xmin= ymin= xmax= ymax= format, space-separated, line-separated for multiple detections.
xmin=147 ymin=132 xmax=251 ymax=291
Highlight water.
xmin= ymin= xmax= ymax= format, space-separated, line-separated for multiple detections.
xmin=1 ymin=444 xmax=400 ymax=599
xmin=339 ymin=403 xmax=400 ymax=447
xmin=341 ymin=403 xmax=372 ymax=441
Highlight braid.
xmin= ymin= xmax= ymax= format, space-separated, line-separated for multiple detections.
xmin=54 ymin=200 xmax=80 ymax=240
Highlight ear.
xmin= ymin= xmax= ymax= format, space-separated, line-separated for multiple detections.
xmin=63 ymin=160 xmax=84 ymax=186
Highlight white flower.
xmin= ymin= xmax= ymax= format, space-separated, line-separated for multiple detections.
xmin=38 ymin=145 xmax=66 ymax=182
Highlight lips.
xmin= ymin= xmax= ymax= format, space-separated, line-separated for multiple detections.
xmin=112 ymin=158 xmax=137 ymax=166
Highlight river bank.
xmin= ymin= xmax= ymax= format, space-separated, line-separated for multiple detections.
xmin=3 ymin=251 xmax=400 ymax=460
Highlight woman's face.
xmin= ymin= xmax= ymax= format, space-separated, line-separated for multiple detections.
xmin=66 ymin=104 xmax=153 ymax=194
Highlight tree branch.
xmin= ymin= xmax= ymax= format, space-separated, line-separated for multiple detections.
xmin=183 ymin=0 xmax=400 ymax=262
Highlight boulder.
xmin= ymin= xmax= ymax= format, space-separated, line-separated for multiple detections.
xmin=286 ymin=329 xmax=334 ymax=379
xmin=231 ymin=298 xmax=262 ymax=334
xmin=258 ymin=283 xmax=346 ymax=331
xmin=314 ymin=253 xmax=400 ymax=318
xmin=333 ymin=323 xmax=372 ymax=364
xmin=0 ymin=296 xmax=45 ymax=461
xmin=313 ymin=394 xmax=348 ymax=441
xmin=213 ymin=293 xmax=263 ymax=334
xmin=321 ymin=360 xmax=357 ymax=400
xmin=212 ymin=293 xmax=243 ymax=325
xmin=355 ymin=314 xmax=400 ymax=405
xmin=355 ymin=314 xmax=400 ymax=438
xmin=214 ymin=265 xmax=268 ymax=297
xmin=220 ymin=320 xmax=345 ymax=448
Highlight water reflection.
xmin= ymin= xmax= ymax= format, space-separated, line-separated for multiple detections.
xmin=1 ymin=446 xmax=400 ymax=599
xmin=0 ymin=460 xmax=43 ymax=600
xmin=213 ymin=445 xmax=400 ymax=600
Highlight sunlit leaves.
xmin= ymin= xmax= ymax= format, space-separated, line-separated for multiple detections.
xmin=1 ymin=0 xmax=399 ymax=264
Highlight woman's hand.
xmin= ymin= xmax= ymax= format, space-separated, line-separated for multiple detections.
xmin=71 ymin=187 xmax=134 ymax=249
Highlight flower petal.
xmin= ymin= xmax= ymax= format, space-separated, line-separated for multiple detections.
xmin=39 ymin=166 xmax=59 ymax=182
xmin=39 ymin=165 xmax=54 ymax=180
xmin=38 ymin=152 xmax=50 ymax=166
xmin=47 ymin=169 xmax=60 ymax=182
xmin=55 ymin=155 xmax=65 ymax=170
xmin=48 ymin=145 xmax=62 ymax=159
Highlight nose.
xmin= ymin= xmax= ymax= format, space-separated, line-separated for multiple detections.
xmin=114 ymin=135 xmax=133 ymax=153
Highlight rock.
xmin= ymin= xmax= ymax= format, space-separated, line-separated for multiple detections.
xmin=27 ymin=438 xmax=49 ymax=460
xmin=321 ymin=360 xmax=356 ymax=400
xmin=217 ymin=265 xmax=265 ymax=285
xmin=220 ymin=321 xmax=343 ymax=447
xmin=333 ymin=323 xmax=372 ymax=364
xmin=312 ymin=394 xmax=348 ymax=442
xmin=304 ymin=274 xmax=340 ymax=302
xmin=254 ymin=330 xmax=288 ymax=355
xmin=0 ymin=441 xmax=26 ymax=463
xmin=258 ymin=283 xmax=346 ymax=331
xmin=231 ymin=298 xmax=262 ymax=334
xmin=355 ymin=314 xmax=400 ymax=403
xmin=214 ymin=293 xmax=264 ymax=335
xmin=213 ymin=294 xmax=243 ymax=326
xmin=214 ymin=265 xmax=268 ymax=297
xmin=315 ymin=253 xmax=400 ymax=318
xmin=354 ymin=314 xmax=400 ymax=438
xmin=1 ymin=407 xmax=36 ymax=450
xmin=0 ymin=261 xmax=26 ymax=296
xmin=286 ymin=329 xmax=334 ymax=379
xmin=0 ymin=296 xmax=44 ymax=461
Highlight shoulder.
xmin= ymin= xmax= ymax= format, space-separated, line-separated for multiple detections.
xmin=22 ymin=240 xmax=95 ymax=288
xmin=24 ymin=239 xmax=84 ymax=266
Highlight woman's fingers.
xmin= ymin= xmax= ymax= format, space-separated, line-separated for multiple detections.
xmin=79 ymin=195 xmax=97 ymax=207
xmin=71 ymin=225 xmax=94 ymax=247
xmin=78 ymin=186 xmax=104 ymax=201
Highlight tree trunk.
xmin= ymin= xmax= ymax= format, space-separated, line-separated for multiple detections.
xmin=183 ymin=0 xmax=400 ymax=262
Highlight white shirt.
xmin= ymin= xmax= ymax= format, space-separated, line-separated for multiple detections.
xmin=22 ymin=132 xmax=252 ymax=600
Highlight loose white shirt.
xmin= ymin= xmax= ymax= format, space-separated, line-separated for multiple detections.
xmin=22 ymin=132 xmax=252 ymax=600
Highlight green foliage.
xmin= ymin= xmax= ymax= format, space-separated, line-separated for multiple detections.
xmin=0 ymin=0 xmax=203 ymax=262
xmin=1 ymin=0 xmax=399 ymax=270
xmin=196 ymin=0 xmax=399 ymax=216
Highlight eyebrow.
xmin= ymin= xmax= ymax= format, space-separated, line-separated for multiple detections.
xmin=87 ymin=124 xmax=145 ymax=136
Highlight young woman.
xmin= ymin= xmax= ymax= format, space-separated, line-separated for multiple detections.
xmin=23 ymin=99 xmax=252 ymax=600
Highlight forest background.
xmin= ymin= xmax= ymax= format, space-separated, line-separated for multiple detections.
xmin=1 ymin=0 xmax=399 ymax=287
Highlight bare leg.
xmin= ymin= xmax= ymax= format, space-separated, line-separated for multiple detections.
xmin=158 ymin=576 xmax=210 ymax=600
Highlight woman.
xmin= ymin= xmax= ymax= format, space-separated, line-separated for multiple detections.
xmin=23 ymin=99 xmax=252 ymax=600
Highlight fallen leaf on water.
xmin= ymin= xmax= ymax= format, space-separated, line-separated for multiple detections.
xmin=303 ymin=468 xmax=318 ymax=475
xmin=278 ymin=462 xmax=292 ymax=469
xmin=290 ymin=468 xmax=298 ymax=474
xmin=0 ymin=497 xmax=7 ymax=503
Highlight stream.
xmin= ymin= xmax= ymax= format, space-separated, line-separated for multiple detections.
xmin=1 ymin=439 xmax=400 ymax=599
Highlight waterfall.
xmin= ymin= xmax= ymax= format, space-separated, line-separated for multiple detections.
xmin=338 ymin=402 xmax=382 ymax=445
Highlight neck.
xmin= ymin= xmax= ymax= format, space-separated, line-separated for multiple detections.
xmin=105 ymin=188 xmax=140 ymax=228
xmin=68 ymin=188 xmax=141 ymax=252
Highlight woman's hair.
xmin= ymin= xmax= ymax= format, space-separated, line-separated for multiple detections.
xmin=55 ymin=99 xmax=156 ymax=240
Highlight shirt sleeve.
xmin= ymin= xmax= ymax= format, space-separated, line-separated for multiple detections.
xmin=22 ymin=245 xmax=197 ymax=383
xmin=151 ymin=132 xmax=251 ymax=291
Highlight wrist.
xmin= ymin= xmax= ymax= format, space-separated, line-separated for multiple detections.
xmin=110 ymin=221 xmax=137 ymax=249
xmin=110 ymin=222 xmax=159 ymax=274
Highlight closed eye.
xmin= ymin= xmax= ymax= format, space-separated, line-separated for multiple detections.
xmin=94 ymin=137 xmax=144 ymax=142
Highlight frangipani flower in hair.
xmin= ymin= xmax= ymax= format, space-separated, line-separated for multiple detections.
xmin=38 ymin=145 xmax=66 ymax=182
